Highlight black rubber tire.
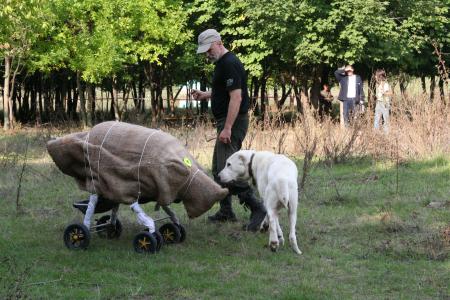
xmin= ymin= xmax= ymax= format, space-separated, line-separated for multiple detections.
xmin=152 ymin=231 xmax=164 ymax=252
xmin=96 ymin=215 xmax=122 ymax=239
xmin=158 ymin=223 xmax=181 ymax=244
xmin=175 ymin=223 xmax=186 ymax=243
xmin=133 ymin=231 xmax=157 ymax=254
xmin=63 ymin=223 xmax=91 ymax=250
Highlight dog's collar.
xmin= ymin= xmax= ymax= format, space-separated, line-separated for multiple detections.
xmin=248 ymin=153 xmax=256 ymax=186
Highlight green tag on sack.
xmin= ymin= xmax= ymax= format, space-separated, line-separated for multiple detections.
xmin=183 ymin=157 xmax=192 ymax=168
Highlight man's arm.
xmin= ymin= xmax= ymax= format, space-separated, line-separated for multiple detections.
xmin=219 ymin=89 xmax=241 ymax=144
xmin=334 ymin=68 xmax=345 ymax=82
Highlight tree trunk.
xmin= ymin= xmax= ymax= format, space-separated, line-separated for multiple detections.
xmin=36 ymin=73 xmax=42 ymax=125
xmin=138 ymin=70 xmax=145 ymax=113
xmin=71 ymin=76 xmax=78 ymax=119
xmin=438 ymin=77 xmax=445 ymax=104
xmin=430 ymin=76 xmax=436 ymax=101
xmin=166 ymin=85 xmax=172 ymax=115
xmin=76 ymin=71 xmax=87 ymax=127
xmin=3 ymin=56 xmax=11 ymax=129
xmin=200 ymin=75 xmax=208 ymax=115
xmin=273 ymin=84 xmax=278 ymax=109
xmin=55 ymin=75 xmax=64 ymax=121
xmin=277 ymin=82 xmax=291 ymax=110
xmin=292 ymin=78 xmax=303 ymax=114
xmin=251 ymin=76 xmax=260 ymax=115
xmin=310 ymin=65 xmax=323 ymax=110
xmin=421 ymin=75 xmax=427 ymax=94
xmin=111 ymin=76 xmax=120 ymax=121
xmin=301 ymin=80 xmax=309 ymax=113
xmin=144 ymin=62 xmax=158 ymax=125
xmin=367 ymin=71 xmax=374 ymax=110
xmin=150 ymin=87 xmax=157 ymax=125
xmin=86 ymin=82 xmax=94 ymax=126
xmin=30 ymin=74 xmax=37 ymax=122
xmin=260 ymin=78 xmax=267 ymax=119
xmin=157 ymin=87 xmax=163 ymax=118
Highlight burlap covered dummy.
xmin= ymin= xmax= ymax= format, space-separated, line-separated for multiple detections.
xmin=47 ymin=121 xmax=228 ymax=218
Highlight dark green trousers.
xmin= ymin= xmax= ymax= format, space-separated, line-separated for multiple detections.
xmin=212 ymin=114 xmax=249 ymax=212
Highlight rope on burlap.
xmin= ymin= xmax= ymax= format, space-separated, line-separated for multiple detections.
xmin=82 ymin=124 xmax=195 ymax=203
xmin=97 ymin=121 xmax=119 ymax=186
xmin=136 ymin=131 xmax=158 ymax=201
xmin=84 ymin=132 xmax=97 ymax=194
xmin=181 ymin=168 xmax=200 ymax=198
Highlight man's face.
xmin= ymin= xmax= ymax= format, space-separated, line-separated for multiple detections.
xmin=206 ymin=42 xmax=221 ymax=63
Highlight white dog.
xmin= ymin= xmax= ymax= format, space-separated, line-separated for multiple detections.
xmin=218 ymin=150 xmax=302 ymax=255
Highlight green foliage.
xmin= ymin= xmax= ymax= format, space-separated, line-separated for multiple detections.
xmin=0 ymin=0 xmax=48 ymax=59
xmin=188 ymin=0 xmax=449 ymax=79
xmin=26 ymin=0 xmax=190 ymax=83
xmin=2 ymin=0 xmax=449 ymax=93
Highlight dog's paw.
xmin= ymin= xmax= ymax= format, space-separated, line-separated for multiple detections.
xmin=270 ymin=241 xmax=278 ymax=252
xmin=279 ymin=236 xmax=285 ymax=245
xmin=260 ymin=223 xmax=269 ymax=233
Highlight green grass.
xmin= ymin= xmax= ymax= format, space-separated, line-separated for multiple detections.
xmin=0 ymin=133 xmax=449 ymax=299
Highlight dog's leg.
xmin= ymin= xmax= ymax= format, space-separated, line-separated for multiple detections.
xmin=260 ymin=215 xmax=269 ymax=233
xmin=275 ymin=218 xmax=284 ymax=246
xmin=288 ymin=195 xmax=302 ymax=255
xmin=266 ymin=206 xmax=279 ymax=252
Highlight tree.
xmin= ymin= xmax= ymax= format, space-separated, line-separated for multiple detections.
xmin=0 ymin=0 xmax=47 ymax=129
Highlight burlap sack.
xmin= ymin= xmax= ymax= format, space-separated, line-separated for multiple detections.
xmin=47 ymin=121 xmax=228 ymax=218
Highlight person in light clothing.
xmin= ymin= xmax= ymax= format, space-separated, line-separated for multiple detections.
xmin=373 ymin=69 xmax=392 ymax=133
xmin=334 ymin=65 xmax=365 ymax=126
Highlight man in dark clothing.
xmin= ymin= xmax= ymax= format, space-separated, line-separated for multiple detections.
xmin=334 ymin=65 xmax=365 ymax=125
xmin=318 ymin=83 xmax=334 ymax=118
xmin=192 ymin=29 xmax=266 ymax=232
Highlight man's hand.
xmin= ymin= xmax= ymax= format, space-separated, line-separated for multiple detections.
xmin=219 ymin=128 xmax=232 ymax=144
xmin=191 ymin=89 xmax=202 ymax=100
xmin=191 ymin=89 xmax=211 ymax=101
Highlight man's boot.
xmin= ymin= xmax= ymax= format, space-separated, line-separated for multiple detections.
xmin=208 ymin=194 xmax=237 ymax=222
xmin=238 ymin=189 xmax=266 ymax=232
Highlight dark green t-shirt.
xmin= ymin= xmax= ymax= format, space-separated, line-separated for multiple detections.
xmin=211 ymin=52 xmax=249 ymax=119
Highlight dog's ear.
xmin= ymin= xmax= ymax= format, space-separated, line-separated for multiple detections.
xmin=237 ymin=153 xmax=247 ymax=164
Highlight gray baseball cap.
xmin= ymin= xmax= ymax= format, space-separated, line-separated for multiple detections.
xmin=196 ymin=29 xmax=221 ymax=54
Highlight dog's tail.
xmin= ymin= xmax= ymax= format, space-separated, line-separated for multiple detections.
xmin=277 ymin=180 xmax=290 ymax=209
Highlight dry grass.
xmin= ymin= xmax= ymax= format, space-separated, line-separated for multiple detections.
xmin=154 ymin=93 xmax=450 ymax=170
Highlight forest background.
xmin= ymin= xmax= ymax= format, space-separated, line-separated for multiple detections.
xmin=1 ymin=0 xmax=449 ymax=130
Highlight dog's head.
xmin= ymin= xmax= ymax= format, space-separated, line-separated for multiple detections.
xmin=218 ymin=150 xmax=255 ymax=184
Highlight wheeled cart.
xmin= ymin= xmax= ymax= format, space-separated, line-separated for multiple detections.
xmin=63 ymin=196 xmax=186 ymax=254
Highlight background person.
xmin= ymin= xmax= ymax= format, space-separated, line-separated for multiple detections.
xmin=334 ymin=65 xmax=365 ymax=125
xmin=373 ymin=69 xmax=392 ymax=132
xmin=318 ymin=83 xmax=334 ymax=118
xmin=191 ymin=29 xmax=266 ymax=231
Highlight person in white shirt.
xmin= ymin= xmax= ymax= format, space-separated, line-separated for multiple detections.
xmin=373 ymin=69 xmax=392 ymax=133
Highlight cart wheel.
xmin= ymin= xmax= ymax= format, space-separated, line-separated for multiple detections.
xmin=96 ymin=215 xmax=122 ymax=239
xmin=64 ymin=223 xmax=90 ymax=250
xmin=175 ymin=223 xmax=186 ymax=243
xmin=133 ymin=231 xmax=157 ymax=254
xmin=152 ymin=231 xmax=164 ymax=252
xmin=159 ymin=223 xmax=181 ymax=244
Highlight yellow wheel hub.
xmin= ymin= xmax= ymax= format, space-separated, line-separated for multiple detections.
xmin=163 ymin=229 xmax=174 ymax=241
xmin=139 ymin=237 xmax=151 ymax=250
xmin=70 ymin=230 xmax=84 ymax=242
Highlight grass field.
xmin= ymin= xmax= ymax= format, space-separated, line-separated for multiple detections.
xmin=0 ymin=131 xmax=449 ymax=299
